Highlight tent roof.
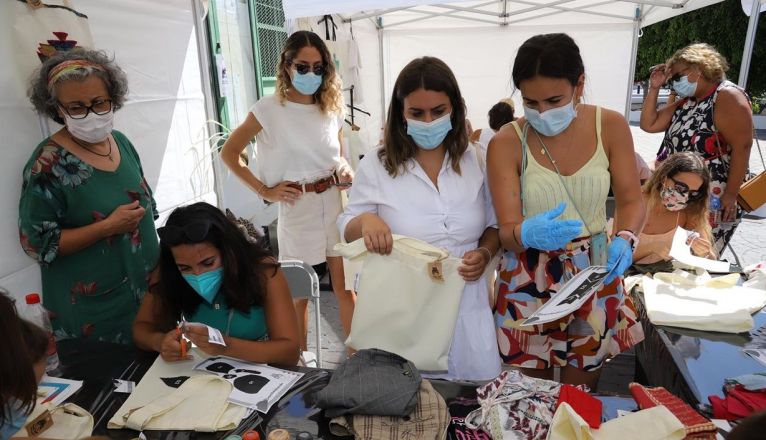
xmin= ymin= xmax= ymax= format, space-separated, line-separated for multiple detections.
xmin=284 ymin=0 xmax=723 ymax=28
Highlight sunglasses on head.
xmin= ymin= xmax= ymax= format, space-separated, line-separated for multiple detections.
xmin=290 ymin=62 xmax=325 ymax=76
xmin=667 ymin=175 xmax=703 ymax=200
xmin=157 ymin=221 xmax=212 ymax=245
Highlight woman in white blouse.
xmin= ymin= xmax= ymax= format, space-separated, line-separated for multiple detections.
xmin=338 ymin=57 xmax=502 ymax=380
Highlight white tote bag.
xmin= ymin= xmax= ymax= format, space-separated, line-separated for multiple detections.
xmin=14 ymin=402 xmax=93 ymax=439
xmin=335 ymin=235 xmax=466 ymax=372
xmin=107 ymin=350 xmax=246 ymax=432
xmin=9 ymin=0 xmax=94 ymax=82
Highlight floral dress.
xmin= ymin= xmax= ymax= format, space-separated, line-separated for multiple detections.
xmin=657 ymin=80 xmax=750 ymax=253
xmin=18 ymin=130 xmax=159 ymax=344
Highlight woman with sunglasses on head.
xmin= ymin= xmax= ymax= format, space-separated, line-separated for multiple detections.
xmin=133 ymin=202 xmax=300 ymax=365
xmin=338 ymin=56 xmax=503 ymax=381
xmin=19 ymin=49 xmax=158 ymax=344
xmin=632 ymin=152 xmax=715 ymax=273
xmin=640 ymin=43 xmax=753 ymax=255
xmin=220 ymin=31 xmax=355 ymax=352
xmin=488 ymin=34 xmax=645 ymax=389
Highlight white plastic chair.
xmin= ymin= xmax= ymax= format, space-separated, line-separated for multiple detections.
xmin=279 ymin=260 xmax=322 ymax=368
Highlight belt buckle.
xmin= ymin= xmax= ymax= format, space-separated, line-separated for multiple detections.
xmin=314 ymin=179 xmax=329 ymax=194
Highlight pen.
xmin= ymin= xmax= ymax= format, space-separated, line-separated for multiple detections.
xmin=177 ymin=322 xmax=186 ymax=358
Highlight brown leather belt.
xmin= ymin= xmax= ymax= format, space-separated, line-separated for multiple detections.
xmin=289 ymin=175 xmax=339 ymax=194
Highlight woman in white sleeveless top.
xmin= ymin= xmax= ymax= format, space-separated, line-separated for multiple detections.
xmin=220 ymin=31 xmax=355 ymax=352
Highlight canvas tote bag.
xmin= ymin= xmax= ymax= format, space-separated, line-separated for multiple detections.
xmin=108 ymin=349 xmax=246 ymax=432
xmin=335 ymin=235 xmax=466 ymax=371
xmin=14 ymin=402 xmax=93 ymax=439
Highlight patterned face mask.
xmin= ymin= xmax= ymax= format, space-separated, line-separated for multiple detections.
xmin=661 ymin=185 xmax=689 ymax=211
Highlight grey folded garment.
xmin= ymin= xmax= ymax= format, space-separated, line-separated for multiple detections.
xmin=316 ymin=348 xmax=422 ymax=418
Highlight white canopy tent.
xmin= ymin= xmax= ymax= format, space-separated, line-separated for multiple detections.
xmin=284 ymin=0 xmax=724 ymax=145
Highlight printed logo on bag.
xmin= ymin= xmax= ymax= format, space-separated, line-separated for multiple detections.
xmin=160 ymin=376 xmax=190 ymax=388
xmin=428 ymin=261 xmax=444 ymax=281
xmin=26 ymin=409 xmax=54 ymax=436
xmin=37 ymin=32 xmax=81 ymax=62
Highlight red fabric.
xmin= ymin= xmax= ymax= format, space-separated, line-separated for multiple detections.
xmin=629 ymin=383 xmax=716 ymax=438
xmin=708 ymin=385 xmax=766 ymax=421
xmin=556 ymin=384 xmax=602 ymax=428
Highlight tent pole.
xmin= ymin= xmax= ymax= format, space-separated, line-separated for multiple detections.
xmin=191 ymin=0 xmax=226 ymax=207
xmin=738 ymin=0 xmax=762 ymax=88
xmin=377 ymin=17 xmax=386 ymax=121
xmin=624 ymin=5 xmax=643 ymax=119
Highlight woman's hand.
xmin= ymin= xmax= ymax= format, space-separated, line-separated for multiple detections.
xmin=720 ymin=192 xmax=738 ymax=222
xmin=184 ymin=324 xmax=227 ymax=356
xmin=262 ymin=181 xmax=302 ymax=205
xmin=649 ymin=64 xmax=670 ymax=90
xmin=337 ymin=163 xmax=354 ymax=185
xmin=105 ymin=200 xmax=145 ymax=235
xmin=688 ymin=234 xmax=714 ymax=259
xmin=360 ymin=213 xmax=392 ymax=254
xmin=159 ymin=328 xmax=192 ymax=362
xmin=459 ymin=249 xmax=489 ymax=281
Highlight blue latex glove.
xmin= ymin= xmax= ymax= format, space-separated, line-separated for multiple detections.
xmin=604 ymin=236 xmax=633 ymax=285
xmin=520 ymin=203 xmax=583 ymax=251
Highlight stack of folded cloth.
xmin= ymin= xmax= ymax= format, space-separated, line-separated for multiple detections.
xmin=708 ymin=373 xmax=766 ymax=421
xmin=629 ymin=383 xmax=717 ymax=439
xmin=315 ymin=348 xmax=450 ymax=440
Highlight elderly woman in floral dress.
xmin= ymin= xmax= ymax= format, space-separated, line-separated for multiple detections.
xmin=19 ymin=49 xmax=158 ymax=343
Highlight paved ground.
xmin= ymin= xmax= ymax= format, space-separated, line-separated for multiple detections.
xmin=307 ymin=127 xmax=766 ymax=392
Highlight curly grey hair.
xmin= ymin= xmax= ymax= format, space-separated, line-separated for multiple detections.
xmin=28 ymin=49 xmax=128 ymax=124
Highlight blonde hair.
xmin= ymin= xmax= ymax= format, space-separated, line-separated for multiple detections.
xmin=667 ymin=43 xmax=729 ymax=83
xmin=275 ymin=31 xmax=343 ymax=115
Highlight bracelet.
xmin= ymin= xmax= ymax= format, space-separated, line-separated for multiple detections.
xmin=256 ymin=183 xmax=267 ymax=197
xmin=616 ymin=229 xmax=640 ymax=252
xmin=477 ymin=246 xmax=492 ymax=263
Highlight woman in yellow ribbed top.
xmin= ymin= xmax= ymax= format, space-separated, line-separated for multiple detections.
xmin=488 ymin=33 xmax=646 ymax=389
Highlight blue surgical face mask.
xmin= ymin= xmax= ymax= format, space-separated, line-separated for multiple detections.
xmin=523 ymin=94 xmax=577 ymax=137
xmin=292 ymin=71 xmax=323 ymax=96
xmin=406 ymin=113 xmax=453 ymax=150
xmin=672 ymin=75 xmax=697 ymax=98
xmin=1 ymin=401 xmax=28 ymax=439
xmin=183 ymin=267 xmax=224 ymax=303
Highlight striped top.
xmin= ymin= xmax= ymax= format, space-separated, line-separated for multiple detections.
xmin=512 ymin=106 xmax=610 ymax=236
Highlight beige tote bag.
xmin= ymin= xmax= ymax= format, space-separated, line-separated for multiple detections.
xmin=335 ymin=235 xmax=466 ymax=371
xmin=108 ymin=350 xmax=246 ymax=432
xmin=13 ymin=402 xmax=93 ymax=439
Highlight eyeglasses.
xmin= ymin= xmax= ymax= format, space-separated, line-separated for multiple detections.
xmin=157 ymin=221 xmax=212 ymax=245
xmin=58 ymin=98 xmax=113 ymax=119
xmin=667 ymin=175 xmax=703 ymax=200
xmin=289 ymin=62 xmax=325 ymax=76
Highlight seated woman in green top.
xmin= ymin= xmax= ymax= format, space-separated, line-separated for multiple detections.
xmin=133 ymin=202 xmax=300 ymax=365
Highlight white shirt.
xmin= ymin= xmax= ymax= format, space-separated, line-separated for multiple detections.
xmin=338 ymin=143 xmax=502 ymax=380
xmin=250 ymin=94 xmax=344 ymax=186
xmin=476 ymin=128 xmax=496 ymax=153
xmin=338 ymin=144 xmax=496 ymax=255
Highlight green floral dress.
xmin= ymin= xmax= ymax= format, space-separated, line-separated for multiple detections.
xmin=18 ymin=130 xmax=159 ymax=344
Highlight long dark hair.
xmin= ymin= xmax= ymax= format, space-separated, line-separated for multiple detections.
xmin=380 ymin=56 xmax=469 ymax=177
xmin=512 ymin=33 xmax=584 ymax=88
xmin=153 ymin=203 xmax=277 ymax=330
xmin=0 ymin=292 xmax=48 ymax=426
xmin=275 ymin=30 xmax=343 ymax=114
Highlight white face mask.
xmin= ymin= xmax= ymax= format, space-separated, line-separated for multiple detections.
xmin=64 ymin=110 xmax=114 ymax=143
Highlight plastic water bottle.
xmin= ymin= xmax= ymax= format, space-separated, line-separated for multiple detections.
xmin=25 ymin=293 xmax=61 ymax=376
xmin=709 ymin=195 xmax=721 ymax=228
